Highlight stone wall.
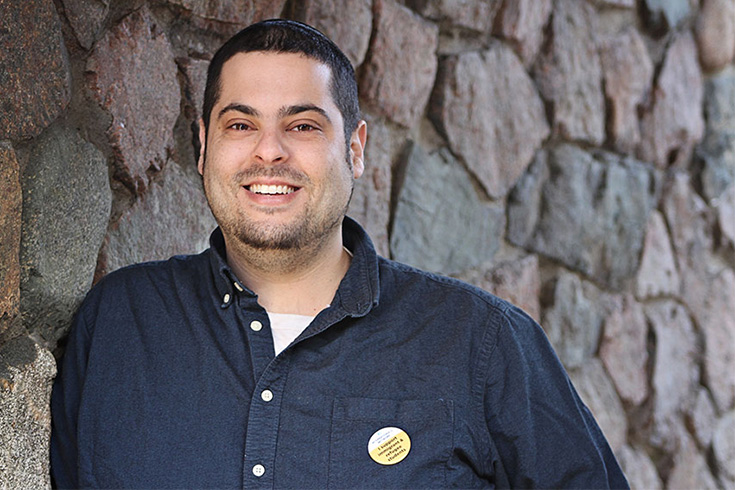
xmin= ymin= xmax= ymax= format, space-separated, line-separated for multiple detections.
xmin=1 ymin=0 xmax=733 ymax=487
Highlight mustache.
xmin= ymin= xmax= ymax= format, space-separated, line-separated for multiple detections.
xmin=233 ymin=163 xmax=311 ymax=186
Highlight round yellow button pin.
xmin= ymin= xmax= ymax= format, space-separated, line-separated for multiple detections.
xmin=367 ymin=427 xmax=411 ymax=465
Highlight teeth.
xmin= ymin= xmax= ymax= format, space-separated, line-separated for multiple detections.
xmin=249 ymin=183 xmax=296 ymax=195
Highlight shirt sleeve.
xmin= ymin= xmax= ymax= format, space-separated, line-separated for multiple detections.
xmin=50 ymin=302 xmax=93 ymax=489
xmin=483 ymin=304 xmax=629 ymax=489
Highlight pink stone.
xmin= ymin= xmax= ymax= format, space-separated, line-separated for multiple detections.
xmin=61 ymin=0 xmax=110 ymax=49
xmin=639 ymin=33 xmax=704 ymax=168
xmin=359 ymin=0 xmax=439 ymax=128
xmin=87 ymin=7 xmax=180 ymax=194
xmin=599 ymin=28 xmax=654 ymax=155
xmin=715 ymin=184 xmax=735 ymax=247
xmin=494 ymin=0 xmax=552 ymax=65
xmin=668 ymin=428 xmax=720 ymax=490
xmin=166 ymin=0 xmax=286 ymax=25
xmin=615 ymin=445 xmax=662 ymax=490
xmin=599 ymin=295 xmax=649 ymax=406
xmin=408 ymin=0 xmax=502 ymax=33
xmin=635 ymin=210 xmax=680 ymax=299
xmin=687 ymin=388 xmax=717 ymax=448
xmin=713 ymin=411 xmax=735 ymax=487
xmin=432 ymin=44 xmax=549 ymax=199
xmin=0 ymin=143 xmax=21 ymax=331
xmin=695 ymin=0 xmax=735 ymax=72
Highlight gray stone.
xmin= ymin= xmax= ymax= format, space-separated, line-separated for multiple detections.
xmin=646 ymin=300 xmax=699 ymax=450
xmin=533 ymin=0 xmax=605 ymax=145
xmin=668 ymin=428 xmax=720 ymax=490
xmin=713 ymin=410 xmax=735 ymax=488
xmin=166 ymin=0 xmax=286 ymax=25
xmin=406 ymin=0 xmax=501 ymax=32
xmin=454 ymin=255 xmax=541 ymax=323
xmin=688 ymin=388 xmax=717 ymax=448
xmin=662 ymin=173 xmax=713 ymax=270
xmin=696 ymin=66 xmax=735 ymax=202
xmin=635 ymin=210 xmax=680 ymax=299
xmin=643 ymin=0 xmax=693 ymax=31
xmin=0 ymin=0 xmax=71 ymax=141
xmin=178 ymin=57 xmax=209 ymax=123
xmin=347 ymin=115 xmax=403 ymax=257
xmin=97 ymin=162 xmax=216 ymax=276
xmin=639 ymin=32 xmax=704 ymax=168
xmin=20 ymin=124 xmax=111 ymax=351
xmin=508 ymin=144 xmax=657 ymax=290
xmin=599 ymin=294 xmax=649 ymax=406
xmin=0 ymin=143 xmax=21 ymax=332
xmin=715 ymin=184 xmax=735 ymax=247
xmin=390 ymin=143 xmax=505 ymax=274
xmin=359 ymin=0 xmax=439 ymax=128
xmin=87 ymin=6 xmax=180 ymax=194
xmin=493 ymin=0 xmax=552 ymax=66
xmin=568 ymin=358 xmax=627 ymax=452
xmin=615 ymin=445 xmax=662 ymax=490
xmin=542 ymin=271 xmax=609 ymax=369
xmin=61 ymin=0 xmax=110 ymax=49
xmin=599 ymin=28 xmax=654 ymax=155
xmin=431 ymin=43 xmax=549 ymax=199
xmin=695 ymin=0 xmax=735 ymax=72
xmin=0 ymin=336 xmax=56 ymax=490
xmin=286 ymin=0 xmax=372 ymax=67
xmin=593 ymin=0 xmax=635 ymax=6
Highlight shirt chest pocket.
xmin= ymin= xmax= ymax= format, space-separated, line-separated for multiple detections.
xmin=328 ymin=397 xmax=454 ymax=489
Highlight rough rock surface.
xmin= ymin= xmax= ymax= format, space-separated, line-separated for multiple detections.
xmin=360 ymin=0 xmax=439 ymax=128
xmin=667 ymin=429 xmax=720 ymax=490
xmin=86 ymin=6 xmax=180 ymax=194
xmin=635 ymin=210 xmax=680 ymax=299
xmin=0 ymin=143 xmax=22 ymax=331
xmin=643 ymin=0 xmax=692 ymax=30
xmin=542 ymin=271 xmax=608 ymax=370
xmin=695 ymin=0 xmax=735 ymax=72
xmin=599 ymin=28 xmax=654 ymax=155
xmin=390 ymin=143 xmax=505 ymax=274
xmin=61 ymin=0 xmax=110 ymax=49
xmin=599 ymin=295 xmax=648 ymax=406
xmin=533 ymin=0 xmax=605 ymax=144
xmin=688 ymin=388 xmax=717 ymax=448
xmin=0 ymin=0 xmax=71 ymax=141
xmin=508 ymin=145 xmax=657 ymax=290
xmin=431 ymin=43 xmax=549 ymax=199
xmin=0 ymin=336 xmax=56 ymax=490
xmin=639 ymin=33 xmax=704 ymax=168
xmin=286 ymin=0 xmax=372 ymax=67
xmin=98 ymin=162 xmax=216 ymax=276
xmin=20 ymin=124 xmax=112 ymax=350
xmin=406 ymin=0 xmax=501 ymax=32
xmin=713 ymin=410 xmax=735 ymax=488
xmin=493 ymin=0 xmax=552 ymax=66
xmin=615 ymin=445 xmax=662 ymax=490
xmin=166 ymin=0 xmax=286 ymax=25
xmin=716 ymin=184 xmax=735 ymax=246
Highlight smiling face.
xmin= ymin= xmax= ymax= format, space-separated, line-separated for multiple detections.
xmin=198 ymin=52 xmax=366 ymax=252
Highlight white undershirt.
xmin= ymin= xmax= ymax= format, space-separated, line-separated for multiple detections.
xmin=267 ymin=311 xmax=315 ymax=355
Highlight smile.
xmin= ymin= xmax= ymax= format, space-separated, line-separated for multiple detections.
xmin=248 ymin=184 xmax=297 ymax=195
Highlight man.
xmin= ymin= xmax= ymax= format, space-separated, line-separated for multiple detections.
xmin=51 ymin=19 xmax=628 ymax=489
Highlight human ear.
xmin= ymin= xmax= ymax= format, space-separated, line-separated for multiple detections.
xmin=349 ymin=120 xmax=367 ymax=179
xmin=197 ymin=119 xmax=206 ymax=175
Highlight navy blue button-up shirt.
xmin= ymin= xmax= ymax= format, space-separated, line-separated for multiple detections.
xmin=51 ymin=218 xmax=628 ymax=489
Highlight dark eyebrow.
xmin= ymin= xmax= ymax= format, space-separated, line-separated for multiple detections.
xmin=218 ymin=103 xmax=260 ymax=120
xmin=279 ymin=104 xmax=331 ymax=124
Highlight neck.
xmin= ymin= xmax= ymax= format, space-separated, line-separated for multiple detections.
xmin=223 ymin=227 xmax=350 ymax=316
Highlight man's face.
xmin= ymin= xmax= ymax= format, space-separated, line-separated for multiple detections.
xmin=198 ymin=52 xmax=366 ymax=251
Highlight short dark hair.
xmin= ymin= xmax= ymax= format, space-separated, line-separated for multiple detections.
xmin=202 ymin=19 xmax=360 ymax=144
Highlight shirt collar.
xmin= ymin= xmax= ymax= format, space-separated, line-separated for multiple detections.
xmin=206 ymin=216 xmax=380 ymax=315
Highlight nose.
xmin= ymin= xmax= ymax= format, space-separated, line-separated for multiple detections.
xmin=253 ymin=127 xmax=287 ymax=164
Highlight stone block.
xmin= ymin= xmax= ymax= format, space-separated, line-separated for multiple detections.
xmin=696 ymin=66 xmax=735 ymax=202
xmin=615 ymin=445 xmax=662 ymax=490
xmin=390 ymin=143 xmax=505 ymax=274
xmin=360 ymin=0 xmax=439 ymax=128
xmin=687 ymin=388 xmax=717 ymax=448
xmin=715 ymin=185 xmax=735 ymax=247
xmin=493 ymin=0 xmax=552 ymax=66
xmin=568 ymin=358 xmax=627 ymax=452
xmin=696 ymin=0 xmax=735 ymax=72
xmin=599 ymin=294 xmax=648 ymax=406
xmin=286 ymin=0 xmax=372 ymax=67
xmin=533 ymin=0 xmax=605 ymax=145
xmin=599 ymin=28 xmax=654 ymax=155
xmin=646 ymin=300 xmax=699 ymax=451
xmin=20 ymin=124 xmax=112 ymax=351
xmin=431 ymin=43 xmax=549 ymax=199
xmin=0 ymin=143 xmax=21 ymax=331
xmin=713 ymin=410 xmax=735 ymax=488
xmin=639 ymin=32 xmax=704 ymax=168
xmin=454 ymin=255 xmax=541 ymax=323
xmin=0 ymin=336 xmax=56 ymax=489
xmin=406 ymin=0 xmax=501 ymax=32
xmin=662 ymin=173 xmax=713 ymax=269
xmin=97 ymin=162 xmax=216 ymax=276
xmin=642 ymin=0 xmax=693 ymax=31
xmin=61 ymin=0 xmax=110 ymax=49
xmin=508 ymin=144 xmax=657 ymax=290
xmin=0 ymin=0 xmax=71 ymax=141
xmin=542 ymin=271 xmax=609 ymax=370
xmin=668 ymin=428 xmax=720 ymax=490
xmin=87 ymin=6 xmax=180 ymax=194
xmin=166 ymin=0 xmax=286 ymax=25
xmin=635 ymin=210 xmax=680 ymax=299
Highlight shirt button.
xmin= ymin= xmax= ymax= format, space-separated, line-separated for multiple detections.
xmin=250 ymin=320 xmax=263 ymax=332
xmin=223 ymin=293 xmax=231 ymax=304
xmin=252 ymin=464 xmax=265 ymax=477
xmin=261 ymin=389 xmax=273 ymax=402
